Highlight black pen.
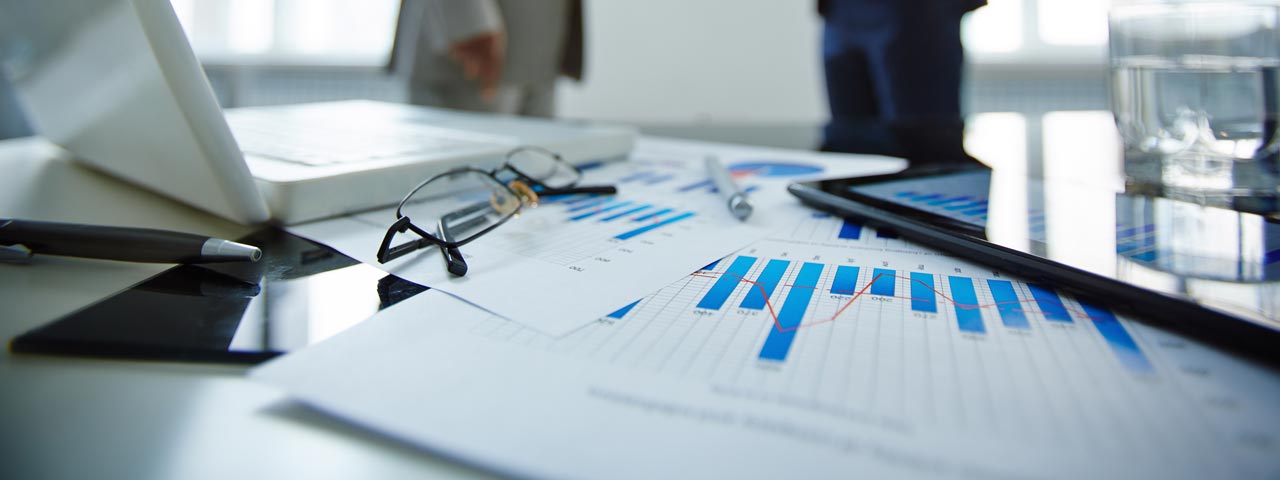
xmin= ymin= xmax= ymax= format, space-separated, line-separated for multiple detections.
xmin=0 ymin=218 xmax=262 ymax=264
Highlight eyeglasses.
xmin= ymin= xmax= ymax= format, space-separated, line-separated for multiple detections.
xmin=376 ymin=146 xmax=617 ymax=275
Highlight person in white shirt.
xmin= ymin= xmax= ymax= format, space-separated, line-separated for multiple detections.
xmin=389 ymin=0 xmax=584 ymax=117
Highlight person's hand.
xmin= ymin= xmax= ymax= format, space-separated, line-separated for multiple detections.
xmin=448 ymin=31 xmax=505 ymax=101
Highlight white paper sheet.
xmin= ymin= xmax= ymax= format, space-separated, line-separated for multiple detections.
xmin=256 ymin=211 xmax=1280 ymax=479
xmin=286 ymin=137 xmax=905 ymax=335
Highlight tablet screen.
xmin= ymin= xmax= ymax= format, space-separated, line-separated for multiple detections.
xmin=812 ymin=166 xmax=1280 ymax=330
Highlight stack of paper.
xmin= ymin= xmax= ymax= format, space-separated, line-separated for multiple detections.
xmin=256 ymin=138 xmax=1280 ymax=478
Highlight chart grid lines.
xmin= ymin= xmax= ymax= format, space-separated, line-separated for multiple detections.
xmin=758 ymin=262 xmax=825 ymax=361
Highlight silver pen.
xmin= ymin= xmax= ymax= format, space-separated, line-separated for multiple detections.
xmin=704 ymin=156 xmax=753 ymax=221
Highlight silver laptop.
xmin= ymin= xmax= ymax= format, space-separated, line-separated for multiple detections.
xmin=0 ymin=0 xmax=634 ymax=225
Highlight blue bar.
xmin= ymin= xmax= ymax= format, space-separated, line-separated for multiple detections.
xmin=644 ymin=173 xmax=676 ymax=185
xmin=986 ymin=280 xmax=1029 ymax=328
xmin=830 ymin=265 xmax=860 ymax=295
xmin=632 ymin=208 xmax=674 ymax=222
xmin=567 ymin=197 xmax=612 ymax=213
xmin=600 ymin=204 xmax=651 ymax=222
xmin=1116 ymin=224 xmax=1155 ymax=238
xmin=838 ymin=220 xmax=862 ymax=240
xmin=678 ymin=179 xmax=714 ymax=192
xmin=618 ymin=171 xmax=653 ymax=183
xmin=961 ymin=207 xmax=989 ymax=216
xmin=562 ymin=194 xmax=601 ymax=206
xmin=894 ymin=191 xmax=917 ymax=198
xmin=606 ymin=300 xmax=642 ymax=320
xmin=944 ymin=200 xmax=988 ymax=211
xmin=614 ymin=212 xmax=695 ymax=240
xmin=758 ymin=262 xmax=824 ymax=361
xmin=876 ymin=229 xmax=899 ymax=239
xmin=696 ymin=256 xmax=758 ymax=310
xmin=569 ymin=201 xmax=632 ymax=221
xmin=926 ymin=195 xmax=971 ymax=206
xmin=1116 ymin=241 xmax=1144 ymax=253
xmin=1266 ymin=248 xmax=1280 ymax=265
xmin=870 ymin=269 xmax=895 ymax=296
xmin=909 ymin=272 xmax=937 ymax=313
xmin=910 ymin=193 xmax=945 ymax=202
xmin=1130 ymin=251 xmax=1158 ymax=262
xmin=1078 ymin=299 xmax=1154 ymax=373
xmin=740 ymin=259 xmax=791 ymax=310
xmin=702 ymin=258 xmax=722 ymax=271
xmin=1028 ymin=283 xmax=1072 ymax=322
xmin=948 ymin=276 xmax=986 ymax=334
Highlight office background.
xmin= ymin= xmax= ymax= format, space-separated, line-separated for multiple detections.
xmin=0 ymin=0 xmax=1110 ymax=141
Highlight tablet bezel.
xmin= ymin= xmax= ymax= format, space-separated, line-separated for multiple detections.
xmin=789 ymin=169 xmax=1280 ymax=366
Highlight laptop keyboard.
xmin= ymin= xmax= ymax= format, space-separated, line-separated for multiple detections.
xmin=227 ymin=112 xmax=505 ymax=167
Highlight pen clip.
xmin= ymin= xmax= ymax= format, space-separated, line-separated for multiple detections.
xmin=0 ymin=243 xmax=33 ymax=264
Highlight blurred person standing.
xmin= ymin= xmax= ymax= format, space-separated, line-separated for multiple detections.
xmin=818 ymin=0 xmax=984 ymax=153
xmin=389 ymin=0 xmax=584 ymax=117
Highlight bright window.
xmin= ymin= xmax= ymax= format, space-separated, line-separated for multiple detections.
xmin=964 ymin=0 xmax=1114 ymax=60
xmin=169 ymin=0 xmax=398 ymax=60
xmin=1038 ymin=0 xmax=1110 ymax=46
xmin=172 ymin=0 xmax=1113 ymax=65
xmin=963 ymin=0 xmax=1024 ymax=53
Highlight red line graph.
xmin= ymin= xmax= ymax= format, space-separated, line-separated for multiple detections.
xmin=690 ymin=269 xmax=1101 ymax=334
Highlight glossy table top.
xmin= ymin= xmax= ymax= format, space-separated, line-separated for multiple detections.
xmin=0 ymin=137 xmax=495 ymax=480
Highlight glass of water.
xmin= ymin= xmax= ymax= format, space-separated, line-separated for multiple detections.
xmin=1110 ymin=2 xmax=1280 ymax=196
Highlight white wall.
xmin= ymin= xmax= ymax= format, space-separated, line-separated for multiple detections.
xmin=558 ymin=0 xmax=828 ymax=124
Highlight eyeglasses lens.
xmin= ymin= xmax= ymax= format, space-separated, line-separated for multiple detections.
xmin=507 ymin=149 xmax=581 ymax=189
xmin=399 ymin=170 xmax=520 ymax=243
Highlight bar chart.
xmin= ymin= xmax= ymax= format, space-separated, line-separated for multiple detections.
xmin=848 ymin=170 xmax=996 ymax=225
xmin=678 ymin=252 xmax=1153 ymax=373
xmin=467 ymin=191 xmax=721 ymax=269
xmin=552 ymin=194 xmax=699 ymax=241
xmin=463 ymin=235 xmax=1251 ymax=460
xmin=436 ymin=153 xmax=1271 ymax=467
xmin=890 ymin=190 xmax=992 ymax=221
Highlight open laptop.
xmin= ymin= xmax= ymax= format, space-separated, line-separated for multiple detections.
xmin=0 ymin=0 xmax=634 ymax=225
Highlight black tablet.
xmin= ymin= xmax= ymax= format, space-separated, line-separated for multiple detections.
xmin=9 ymin=228 xmax=428 ymax=364
xmin=789 ymin=165 xmax=1280 ymax=364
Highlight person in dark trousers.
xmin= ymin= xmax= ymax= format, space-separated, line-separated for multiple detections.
xmin=818 ymin=0 xmax=985 ymax=159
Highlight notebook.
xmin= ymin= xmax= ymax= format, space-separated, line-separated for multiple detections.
xmin=0 ymin=0 xmax=634 ymax=225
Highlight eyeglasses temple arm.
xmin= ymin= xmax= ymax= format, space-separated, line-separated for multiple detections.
xmin=379 ymin=238 xmax=433 ymax=263
xmin=541 ymin=184 xmax=617 ymax=196
xmin=441 ymin=245 xmax=468 ymax=276
xmin=435 ymin=222 xmax=470 ymax=276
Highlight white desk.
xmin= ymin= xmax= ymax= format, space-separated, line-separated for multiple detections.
xmin=0 ymin=138 xmax=494 ymax=479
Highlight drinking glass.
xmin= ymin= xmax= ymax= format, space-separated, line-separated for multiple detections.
xmin=1110 ymin=2 xmax=1280 ymax=196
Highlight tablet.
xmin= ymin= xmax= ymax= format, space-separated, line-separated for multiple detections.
xmin=789 ymin=164 xmax=1280 ymax=364
xmin=8 ymin=228 xmax=428 ymax=364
